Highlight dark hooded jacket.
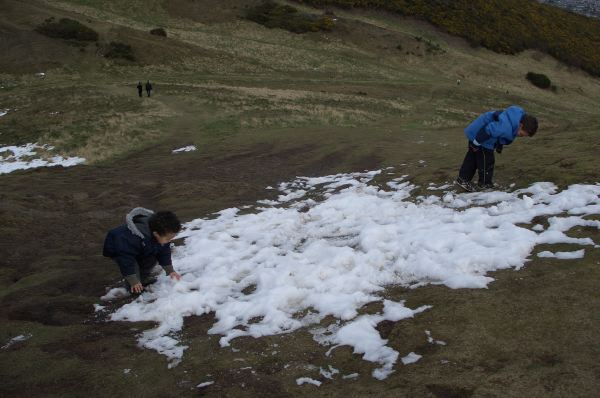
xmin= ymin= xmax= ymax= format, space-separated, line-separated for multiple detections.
xmin=103 ymin=207 xmax=174 ymax=286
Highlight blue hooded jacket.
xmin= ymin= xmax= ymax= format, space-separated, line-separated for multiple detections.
xmin=464 ymin=106 xmax=525 ymax=150
xmin=103 ymin=207 xmax=174 ymax=285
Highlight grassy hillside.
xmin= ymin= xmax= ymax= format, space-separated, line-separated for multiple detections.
xmin=1 ymin=1 xmax=600 ymax=397
xmin=295 ymin=0 xmax=600 ymax=76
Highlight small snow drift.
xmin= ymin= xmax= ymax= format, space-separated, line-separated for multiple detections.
xmin=108 ymin=170 xmax=600 ymax=378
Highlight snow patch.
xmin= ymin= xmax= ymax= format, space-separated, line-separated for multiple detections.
xmin=425 ymin=330 xmax=446 ymax=345
xmin=537 ymin=250 xmax=585 ymax=259
xmin=0 ymin=143 xmax=85 ymax=175
xmin=172 ymin=145 xmax=197 ymax=154
xmin=401 ymin=352 xmax=422 ymax=365
xmin=296 ymin=377 xmax=321 ymax=386
xmin=196 ymin=381 xmax=214 ymax=388
xmin=94 ymin=304 xmax=106 ymax=312
xmin=101 ymin=287 xmax=129 ymax=301
xmin=106 ymin=171 xmax=600 ymax=378
xmin=319 ymin=365 xmax=339 ymax=379
xmin=2 ymin=334 xmax=32 ymax=349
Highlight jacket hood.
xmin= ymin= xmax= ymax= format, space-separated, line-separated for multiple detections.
xmin=504 ymin=106 xmax=524 ymax=136
xmin=126 ymin=207 xmax=154 ymax=239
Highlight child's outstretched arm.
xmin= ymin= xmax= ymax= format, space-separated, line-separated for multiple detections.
xmin=157 ymin=244 xmax=181 ymax=281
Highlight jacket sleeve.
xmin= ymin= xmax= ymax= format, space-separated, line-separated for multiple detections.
xmin=466 ymin=111 xmax=496 ymax=142
xmin=157 ymin=244 xmax=175 ymax=274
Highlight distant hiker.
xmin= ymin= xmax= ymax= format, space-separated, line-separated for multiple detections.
xmin=145 ymin=80 xmax=153 ymax=97
xmin=456 ymin=105 xmax=538 ymax=191
xmin=136 ymin=81 xmax=143 ymax=97
xmin=103 ymin=208 xmax=182 ymax=294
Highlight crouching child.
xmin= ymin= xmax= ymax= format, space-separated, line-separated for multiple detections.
xmin=103 ymin=208 xmax=182 ymax=294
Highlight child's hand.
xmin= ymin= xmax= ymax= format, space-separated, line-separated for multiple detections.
xmin=131 ymin=283 xmax=144 ymax=294
xmin=169 ymin=271 xmax=182 ymax=281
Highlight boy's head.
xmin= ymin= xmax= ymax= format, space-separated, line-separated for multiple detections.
xmin=149 ymin=211 xmax=181 ymax=244
xmin=518 ymin=114 xmax=538 ymax=137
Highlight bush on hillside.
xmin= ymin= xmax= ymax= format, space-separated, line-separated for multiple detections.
xmin=35 ymin=17 xmax=99 ymax=42
xmin=526 ymin=72 xmax=551 ymax=89
xmin=104 ymin=41 xmax=135 ymax=62
xmin=295 ymin=0 xmax=600 ymax=76
xmin=150 ymin=27 xmax=167 ymax=37
xmin=246 ymin=1 xmax=335 ymax=33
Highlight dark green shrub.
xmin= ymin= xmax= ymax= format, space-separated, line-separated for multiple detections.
xmin=35 ymin=17 xmax=98 ymax=41
xmin=150 ymin=27 xmax=167 ymax=37
xmin=246 ymin=1 xmax=335 ymax=33
xmin=526 ymin=72 xmax=551 ymax=89
xmin=104 ymin=41 xmax=135 ymax=61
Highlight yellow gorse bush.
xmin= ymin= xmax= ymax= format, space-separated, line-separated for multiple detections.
xmin=295 ymin=0 xmax=600 ymax=76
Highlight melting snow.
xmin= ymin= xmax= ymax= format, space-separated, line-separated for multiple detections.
xmin=106 ymin=170 xmax=600 ymax=378
xmin=196 ymin=381 xmax=214 ymax=388
xmin=2 ymin=334 xmax=32 ymax=349
xmin=401 ymin=352 xmax=422 ymax=365
xmin=425 ymin=330 xmax=446 ymax=345
xmin=172 ymin=145 xmax=197 ymax=154
xmin=296 ymin=377 xmax=321 ymax=386
xmin=537 ymin=250 xmax=585 ymax=259
xmin=0 ymin=143 xmax=85 ymax=175
xmin=319 ymin=365 xmax=339 ymax=379
xmin=101 ymin=287 xmax=129 ymax=301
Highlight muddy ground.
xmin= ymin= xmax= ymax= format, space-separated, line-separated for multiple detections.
xmin=1 ymin=116 xmax=599 ymax=397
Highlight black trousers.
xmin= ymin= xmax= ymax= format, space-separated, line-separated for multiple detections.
xmin=458 ymin=142 xmax=495 ymax=185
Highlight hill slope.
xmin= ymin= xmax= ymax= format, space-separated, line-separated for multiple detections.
xmin=1 ymin=1 xmax=600 ymax=397
xmin=296 ymin=0 xmax=600 ymax=76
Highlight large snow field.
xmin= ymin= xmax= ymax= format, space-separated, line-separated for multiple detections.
xmin=0 ymin=143 xmax=85 ymax=174
xmin=106 ymin=170 xmax=600 ymax=380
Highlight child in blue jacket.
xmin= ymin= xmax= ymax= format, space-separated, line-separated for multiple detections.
xmin=456 ymin=105 xmax=538 ymax=191
xmin=103 ymin=208 xmax=182 ymax=294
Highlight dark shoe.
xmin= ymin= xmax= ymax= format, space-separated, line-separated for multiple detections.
xmin=477 ymin=182 xmax=495 ymax=191
xmin=456 ymin=178 xmax=476 ymax=192
xmin=141 ymin=276 xmax=157 ymax=287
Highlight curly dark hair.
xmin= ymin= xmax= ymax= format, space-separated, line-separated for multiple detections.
xmin=521 ymin=114 xmax=538 ymax=136
xmin=149 ymin=211 xmax=181 ymax=236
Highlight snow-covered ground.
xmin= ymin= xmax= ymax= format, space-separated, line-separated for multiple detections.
xmin=104 ymin=170 xmax=600 ymax=380
xmin=0 ymin=143 xmax=85 ymax=175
